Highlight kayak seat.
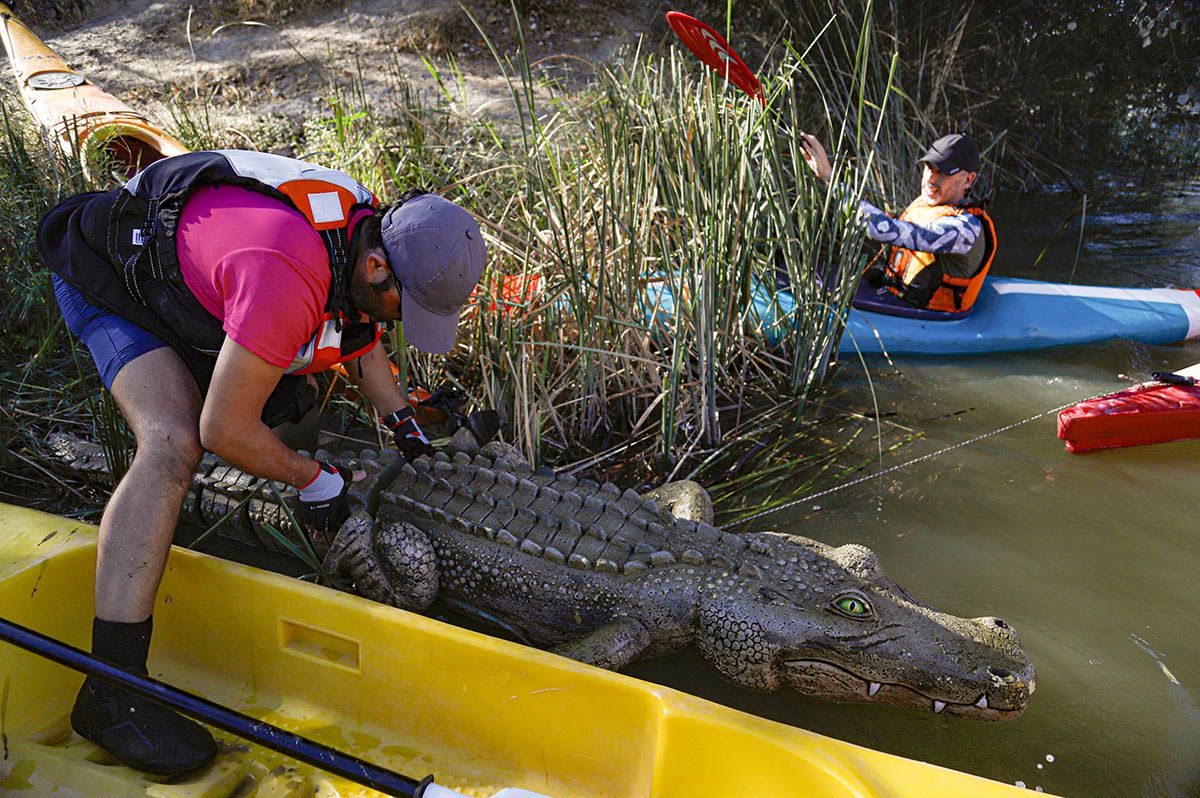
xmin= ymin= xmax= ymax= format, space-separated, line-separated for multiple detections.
xmin=850 ymin=282 xmax=976 ymax=321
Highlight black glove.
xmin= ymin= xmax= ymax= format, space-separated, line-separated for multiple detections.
xmin=863 ymin=263 xmax=887 ymax=288
xmin=297 ymin=461 xmax=351 ymax=540
xmin=384 ymin=406 xmax=435 ymax=462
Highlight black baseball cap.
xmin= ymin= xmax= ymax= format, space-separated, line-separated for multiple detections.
xmin=918 ymin=134 xmax=980 ymax=175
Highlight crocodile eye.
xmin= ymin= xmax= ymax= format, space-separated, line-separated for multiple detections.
xmin=830 ymin=595 xmax=872 ymax=619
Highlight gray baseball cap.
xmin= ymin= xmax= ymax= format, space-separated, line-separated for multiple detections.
xmin=381 ymin=194 xmax=487 ymax=354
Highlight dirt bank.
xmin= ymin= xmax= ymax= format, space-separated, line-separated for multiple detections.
xmin=22 ymin=0 xmax=668 ymax=142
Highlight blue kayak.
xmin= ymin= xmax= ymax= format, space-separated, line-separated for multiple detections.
xmin=646 ymin=275 xmax=1200 ymax=356
xmin=837 ymin=277 xmax=1200 ymax=355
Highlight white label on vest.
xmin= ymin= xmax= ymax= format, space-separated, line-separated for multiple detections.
xmin=308 ymin=192 xmax=344 ymax=224
xmin=131 ymin=229 xmax=145 ymax=246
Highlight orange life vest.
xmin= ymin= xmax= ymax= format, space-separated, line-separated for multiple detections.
xmin=884 ymin=200 xmax=997 ymax=313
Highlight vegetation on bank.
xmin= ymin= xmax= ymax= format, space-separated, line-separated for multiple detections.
xmin=2 ymin=1 xmax=934 ymax=525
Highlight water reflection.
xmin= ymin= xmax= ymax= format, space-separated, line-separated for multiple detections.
xmin=993 ymin=176 xmax=1200 ymax=289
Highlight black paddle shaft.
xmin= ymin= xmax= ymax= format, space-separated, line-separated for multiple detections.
xmin=1151 ymin=371 xmax=1199 ymax=386
xmin=0 ymin=616 xmax=436 ymax=797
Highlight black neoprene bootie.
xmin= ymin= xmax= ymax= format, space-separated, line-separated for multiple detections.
xmin=70 ymin=617 xmax=216 ymax=778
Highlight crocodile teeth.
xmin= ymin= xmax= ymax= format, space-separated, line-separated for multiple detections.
xmin=868 ymin=682 xmax=881 ymax=697
xmin=933 ymin=700 xmax=947 ymax=714
xmin=975 ymin=695 xmax=988 ymax=709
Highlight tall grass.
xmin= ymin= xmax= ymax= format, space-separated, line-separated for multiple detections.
xmin=0 ymin=91 xmax=122 ymax=512
xmin=0 ymin=1 xmax=909 ymax=520
xmin=431 ymin=2 xmax=902 ymax=497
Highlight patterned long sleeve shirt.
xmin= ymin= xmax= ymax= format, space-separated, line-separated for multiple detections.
xmin=858 ymin=198 xmax=982 ymax=274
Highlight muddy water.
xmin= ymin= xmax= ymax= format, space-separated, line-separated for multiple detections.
xmin=629 ymin=178 xmax=1200 ymax=797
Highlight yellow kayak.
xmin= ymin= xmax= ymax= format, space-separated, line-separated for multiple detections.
xmin=0 ymin=2 xmax=187 ymax=176
xmin=0 ymin=503 xmax=1049 ymax=797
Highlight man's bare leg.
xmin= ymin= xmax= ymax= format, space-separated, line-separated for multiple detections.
xmin=72 ymin=346 xmax=216 ymax=777
xmin=95 ymin=346 xmax=203 ymax=621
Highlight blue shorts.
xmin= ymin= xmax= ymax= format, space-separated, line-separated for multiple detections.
xmin=53 ymin=275 xmax=168 ymax=390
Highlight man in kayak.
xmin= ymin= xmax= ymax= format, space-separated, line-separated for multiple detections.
xmin=38 ymin=151 xmax=487 ymax=778
xmin=799 ymin=132 xmax=996 ymax=314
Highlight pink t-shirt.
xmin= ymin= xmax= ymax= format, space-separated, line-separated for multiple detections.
xmin=176 ymin=183 xmax=369 ymax=369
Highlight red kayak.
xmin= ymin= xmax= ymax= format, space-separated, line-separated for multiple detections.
xmin=1058 ymin=363 xmax=1200 ymax=453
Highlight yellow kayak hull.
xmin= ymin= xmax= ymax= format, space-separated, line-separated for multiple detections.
xmin=0 ymin=503 xmax=1044 ymax=797
xmin=0 ymin=2 xmax=188 ymax=176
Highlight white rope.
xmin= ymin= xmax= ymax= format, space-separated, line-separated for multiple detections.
xmin=728 ymin=399 xmax=1079 ymax=529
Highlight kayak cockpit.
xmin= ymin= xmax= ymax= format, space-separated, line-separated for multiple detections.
xmin=851 ymin=282 xmax=976 ymax=321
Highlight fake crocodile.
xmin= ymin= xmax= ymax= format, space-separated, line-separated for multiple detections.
xmin=49 ymin=433 xmax=1035 ymax=720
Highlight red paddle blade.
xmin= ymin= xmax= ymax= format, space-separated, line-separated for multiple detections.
xmin=665 ymin=11 xmax=764 ymax=106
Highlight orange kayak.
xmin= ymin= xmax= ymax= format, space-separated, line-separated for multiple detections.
xmin=0 ymin=1 xmax=187 ymax=176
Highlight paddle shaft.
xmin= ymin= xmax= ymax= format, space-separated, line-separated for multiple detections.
xmin=1151 ymin=371 xmax=1199 ymax=386
xmin=0 ymin=616 xmax=430 ymax=796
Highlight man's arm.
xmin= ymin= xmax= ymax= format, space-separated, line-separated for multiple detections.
xmin=342 ymin=342 xmax=433 ymax=460
xmin=340 ymin=341 xmax=408 ymax=417
xmin=859 ymin=199 xmax=982 ymax=255
xmin=199 ymin=336 xmax=322 ymax=488
xmin=799 ymin=131 xmax=982 ymax=256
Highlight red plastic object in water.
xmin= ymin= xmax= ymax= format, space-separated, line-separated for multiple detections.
xmin=1057 ymin=381 xmax=1200 ymax=453
xmin=666 ymin=11 xmax=764 ymax=106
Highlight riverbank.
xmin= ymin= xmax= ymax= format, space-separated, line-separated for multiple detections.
xmin=0 ymin=0 xmax=887 ymax=515
xmin=32 ymin=0 xmax=658 ymax=138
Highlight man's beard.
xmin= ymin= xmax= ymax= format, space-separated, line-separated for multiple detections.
xmin=348 ymin=272 xmax=398 ymax=321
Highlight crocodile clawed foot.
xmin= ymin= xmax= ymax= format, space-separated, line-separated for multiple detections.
xmin=551 ymin=618 xmax=652 ymax=671
xmin=321 ymin=514 xmax=439 ymax=612
xmin=321 ymin=512 xmax=374 ymax=579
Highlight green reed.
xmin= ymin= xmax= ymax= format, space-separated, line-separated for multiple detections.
xmin=434 ymin=2 xmax=902 ymax=495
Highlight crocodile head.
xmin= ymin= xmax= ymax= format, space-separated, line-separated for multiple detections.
xmin=696 ymin=538 xmax=1034 ymax=720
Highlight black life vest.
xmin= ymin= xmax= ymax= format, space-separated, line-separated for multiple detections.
xmin=38 ymin=151 xmax=384 ymax=420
